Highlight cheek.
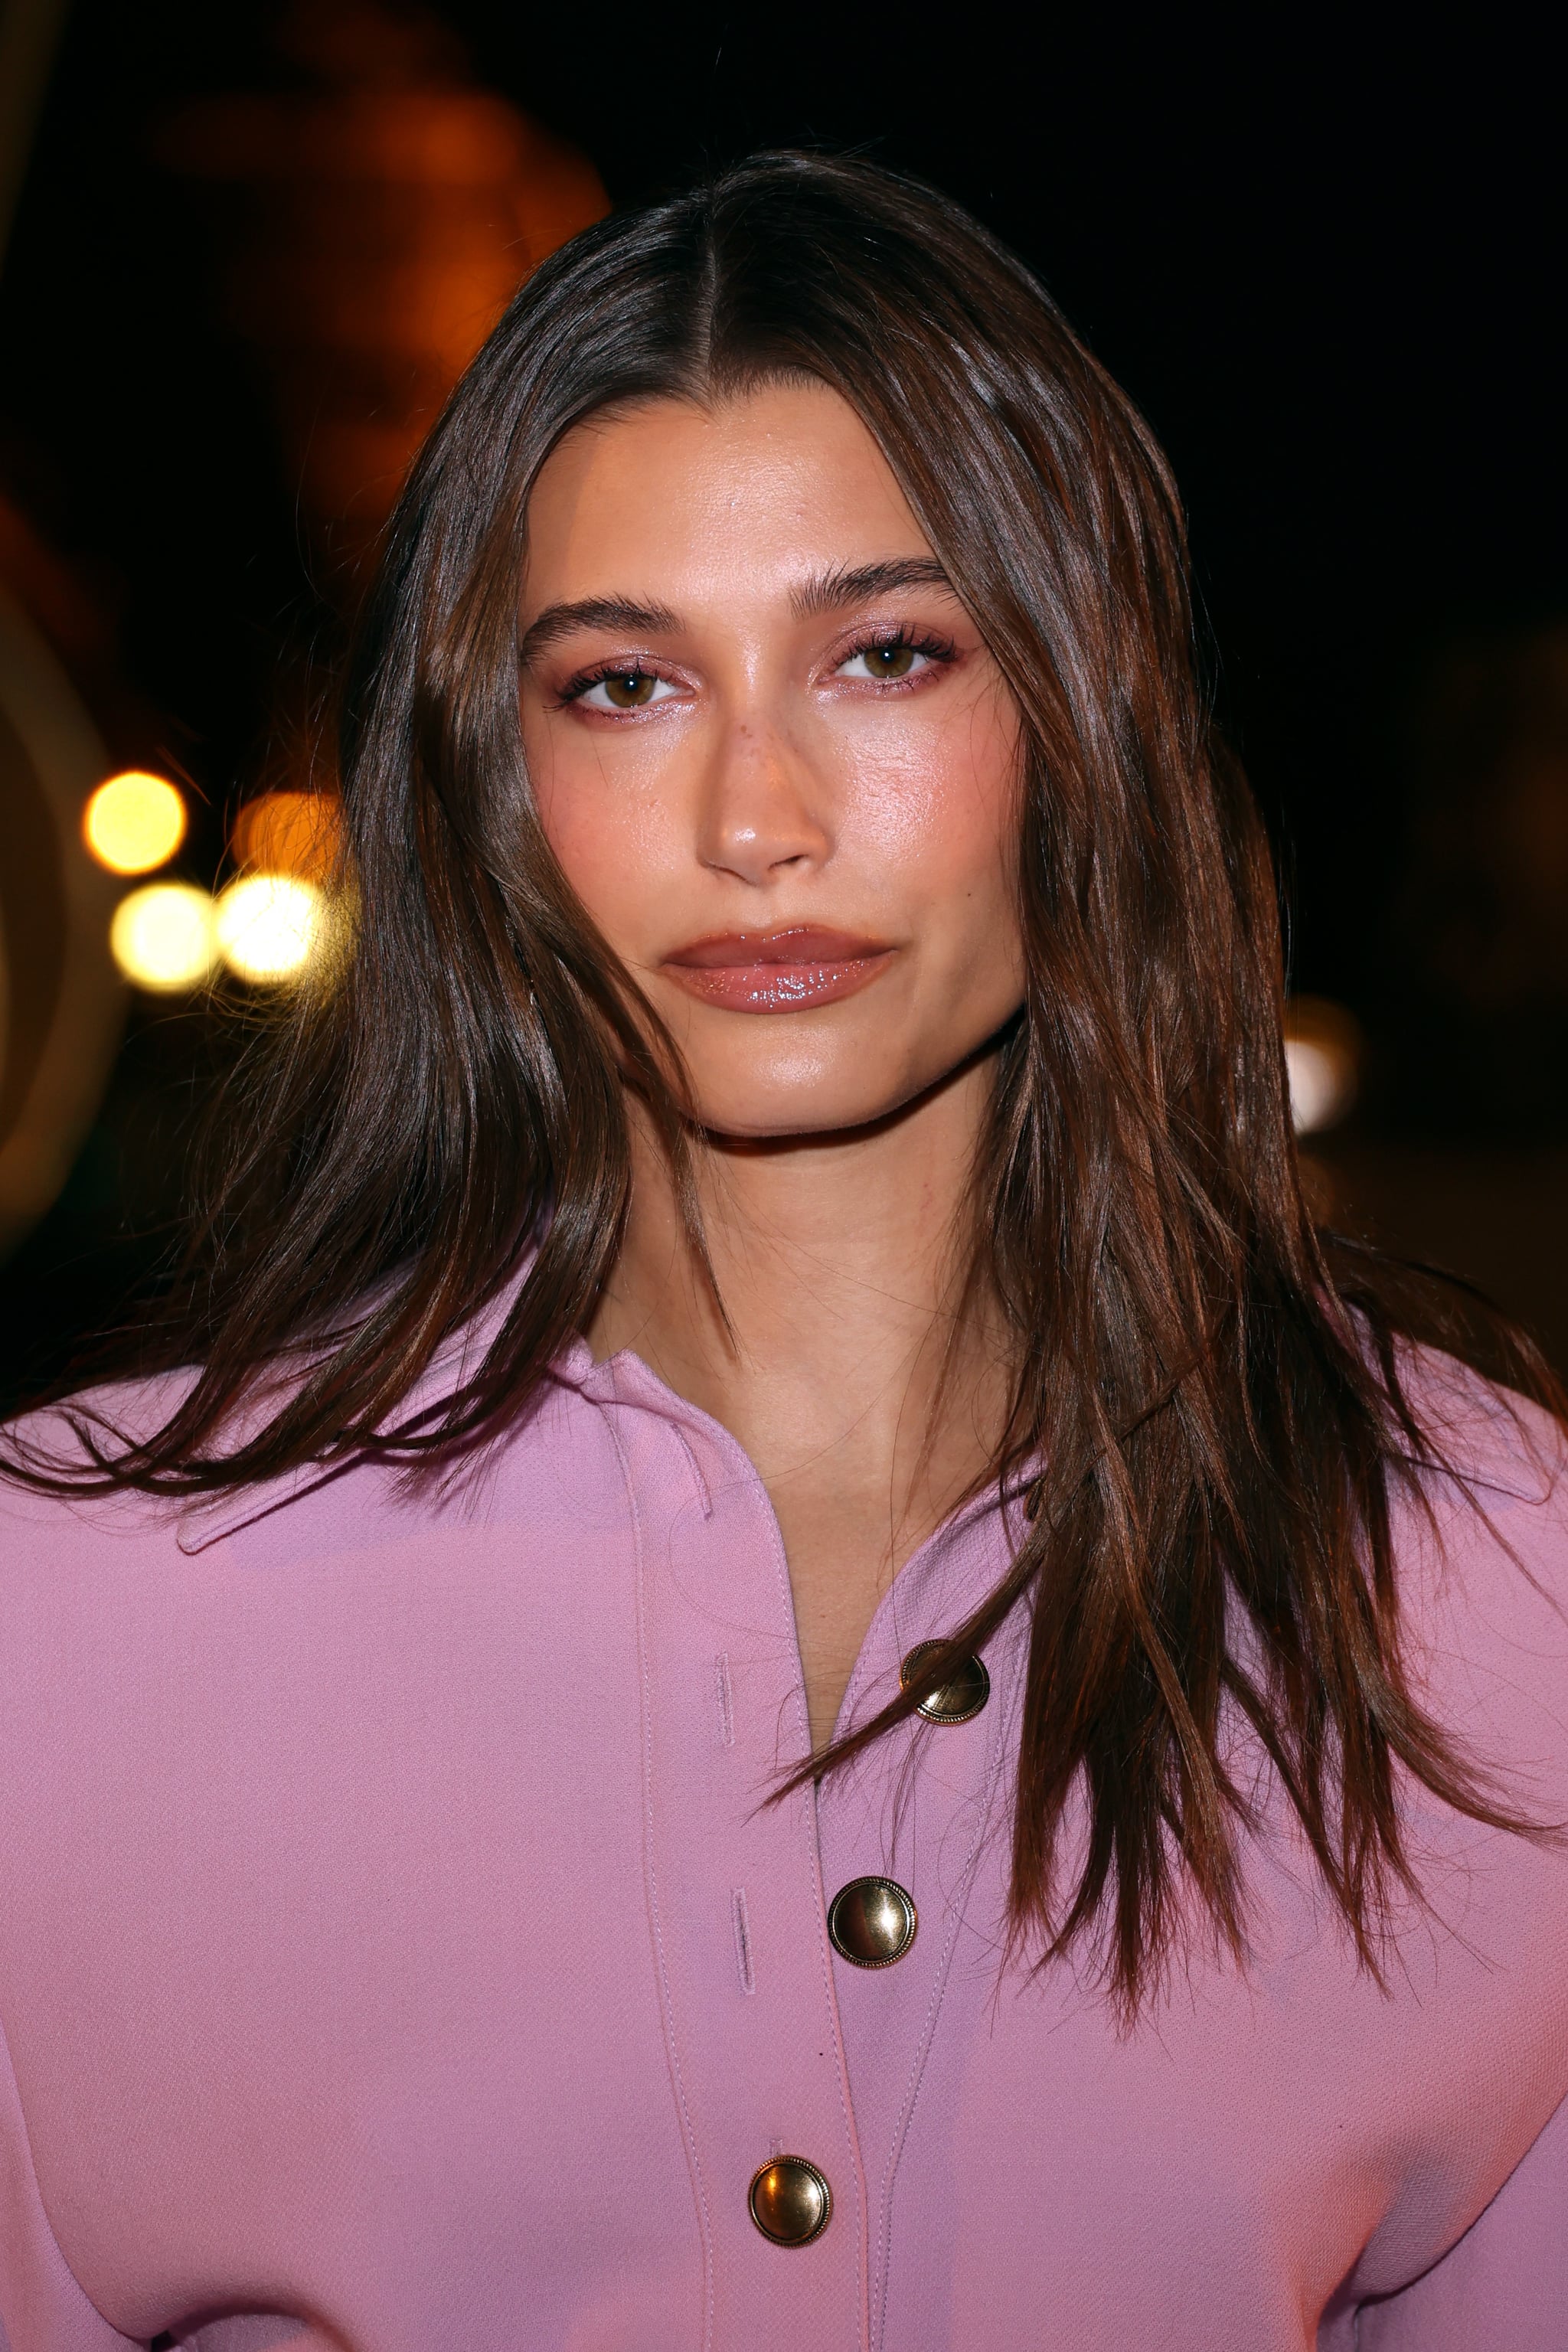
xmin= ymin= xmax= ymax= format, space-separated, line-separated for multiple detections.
xmin=524 ymin=720 xmax=677 ymax=947
xmin=838 ymin=688 xmax=1018 ymax=910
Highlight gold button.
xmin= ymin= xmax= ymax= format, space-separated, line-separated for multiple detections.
xmin=749 ymin=2155 xmax=832 ymax=2246
xmin=828 ymin=1875 xmax=917 ymax=1968
xmin=900 ymin=1641 xmax=990 ymax=1723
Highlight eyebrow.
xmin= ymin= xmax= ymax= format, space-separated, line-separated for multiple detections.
xmin=518 ymin=595 xmax=681 ymax=664
xmin=789 ymin=557 xmax=952 ymax=618
xmin=518 ymin=558 xmax=954 ymax=665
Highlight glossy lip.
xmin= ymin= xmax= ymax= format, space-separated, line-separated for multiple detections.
xmin=660 ymin=926 xmax=895 ymax=1014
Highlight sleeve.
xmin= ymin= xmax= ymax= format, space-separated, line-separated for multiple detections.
xmin=1 ymin=2016 xmax=142 ymax=2352
xmin=1356 ymin=2092 xmax=1568 ymax=2350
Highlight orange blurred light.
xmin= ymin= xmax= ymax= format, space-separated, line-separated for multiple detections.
xmin=231 ymin=791 xmax=341 ymax=880
xmin=83 ymin=771 xmax=187 ymax=875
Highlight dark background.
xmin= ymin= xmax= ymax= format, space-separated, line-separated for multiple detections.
xmin=2 ymin=0 xmax=1566 ymax=1396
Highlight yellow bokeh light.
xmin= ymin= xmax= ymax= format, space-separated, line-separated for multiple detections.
xmin=215 ymin=872 xmax=324 ymax=982
xmin=83 ymin=772 xmax=188 ymax=875
xmin=109 ymin=884 xmax=218 ymax=992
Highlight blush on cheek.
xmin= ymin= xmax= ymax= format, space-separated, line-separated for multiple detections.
xmin=848 ymin=752 xmax=1014 ymax=890
xmin=523 ymin=724 xmax=590 ymax=860
xmin=528 ymin=766 xmax=678 ymax=968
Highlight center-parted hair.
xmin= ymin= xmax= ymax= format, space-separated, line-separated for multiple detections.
xmin=15 ymin=151 xmax=1560 ymax=2010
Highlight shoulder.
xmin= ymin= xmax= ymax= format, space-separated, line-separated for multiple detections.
xmin=0 ymin=1371 xmax=199 ymax=1544
xmin=1391 ymin=1348 xmax=1568 ymax=1805
xmin=2 ymin=1349 xmax=616 ymax=1579
xmin=1400 ymin=1342 xmax=1567 ymax=1511
xmin=1395 ymin=1345 xmax=1568 ymax=1574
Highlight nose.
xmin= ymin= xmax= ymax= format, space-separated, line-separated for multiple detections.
xmin=695 ymin=715 xmax=831 ymax=888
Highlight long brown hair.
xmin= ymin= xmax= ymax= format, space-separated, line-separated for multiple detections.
xmin=9 ymin=152 xmax=1561 ymax=2009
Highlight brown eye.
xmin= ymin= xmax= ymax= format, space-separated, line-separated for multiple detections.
xmin=602 ymin=671 xmax=658 ymax=708
xmin=839 ymin=639 xmax=929 ymax=684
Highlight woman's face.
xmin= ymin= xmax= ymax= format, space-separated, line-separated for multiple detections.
xmin=518 ymin=378 xmax=1024 ymax=1139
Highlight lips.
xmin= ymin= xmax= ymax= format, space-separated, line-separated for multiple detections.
xmin=661 ymin=926 xmax=894 ymax=1013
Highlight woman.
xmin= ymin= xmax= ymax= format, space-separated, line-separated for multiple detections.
xmin=2 ymin=152 xmax=1565 ymax=2351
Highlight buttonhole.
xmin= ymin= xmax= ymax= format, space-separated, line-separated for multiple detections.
xmin=715 ymin=1653 xmax=735 ymax=1748
xmin=733 ymin=1887 xmax=756 ymax=1996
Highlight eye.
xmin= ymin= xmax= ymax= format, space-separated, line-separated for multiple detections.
xmin=835 ymin=635 xmax=947 ymax=684
xmin=572 ymin=668 xmax=681 ymax=713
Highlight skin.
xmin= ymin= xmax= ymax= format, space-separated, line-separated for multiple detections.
xmin=518 ymin=380 xmax=1025 ymax=1746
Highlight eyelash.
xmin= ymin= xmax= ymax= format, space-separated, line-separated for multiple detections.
xmin=554 ymin=661 xmax=671 ymax=710
xmin=839 ymin=626 xmax=957 ymax=680
xmin=555 ymin=626 xmax=958 ymax=709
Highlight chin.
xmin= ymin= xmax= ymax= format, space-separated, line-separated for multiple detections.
xmin=682 ymin=1061 xmax=938 ymax=1143
xmin=695 ymin=1104 xmax=892 ymax=1144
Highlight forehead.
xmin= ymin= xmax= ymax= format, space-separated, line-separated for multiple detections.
xmin=520 ymin=380 xmax=932 ymax=607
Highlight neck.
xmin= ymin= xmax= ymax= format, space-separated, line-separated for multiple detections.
xmin=587 ymin=1053 xmax=1013 ymax=1747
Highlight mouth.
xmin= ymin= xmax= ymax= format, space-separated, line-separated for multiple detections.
xmin=660 ymin=926 xmax=895 ymax=1014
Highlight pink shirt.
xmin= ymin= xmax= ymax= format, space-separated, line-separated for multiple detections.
xmin=2 ymin=1338 xmax=1566 ymax=2350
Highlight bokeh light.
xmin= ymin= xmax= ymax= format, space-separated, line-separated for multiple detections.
xmin=83 ymin=771 xmax=188 ymax=875
xmin=109 ymin=883 xmax=218 ymax=991
xmin=230 ymin=790 xmax=341 ymax=880
xmin=1284 ymin=998 xmax=1362 ymax=1135
xmin=215 ymin=873 xmax=325 ymax=982
xmin=1285 ymin=1040 xmax=1351 ymax=1135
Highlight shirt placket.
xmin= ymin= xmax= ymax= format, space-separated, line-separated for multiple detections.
xmin=599 ymin=1361 xmax=870 ymax=2352
xmin=815 ymin=1508 xmax=1018 ymax=2351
